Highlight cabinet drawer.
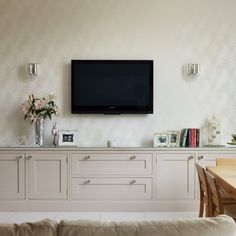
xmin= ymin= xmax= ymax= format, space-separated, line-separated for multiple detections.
xmin=71 ymin=177 xmax=152 ymax=200
xmin=71 ymin=153 xmax=153 ymax=176
xmin=197 ymin=152 xmax=236 ymax=163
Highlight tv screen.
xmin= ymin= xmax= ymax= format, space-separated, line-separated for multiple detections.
xmin=71 ymin=60 xmax=153 ymax=114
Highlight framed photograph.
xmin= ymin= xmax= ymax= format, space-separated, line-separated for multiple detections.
xmin=168 ymin=130 xmax=179 ymax=147
xmin=153 ymin=133 xmax=169 ymax=147
xmin=58 ymin=130 xmax=79 ymax=147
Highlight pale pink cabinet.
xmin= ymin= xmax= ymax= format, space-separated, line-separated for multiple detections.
xmin=0 ymin=152 xmax=25 ymax=199
xmin=1 ymin=148 xmax=236 ymax=211
xmin=28 ymin=152 xmax=68 ymax=200
xmin=156 ymin=152 xmax=195 ymax=200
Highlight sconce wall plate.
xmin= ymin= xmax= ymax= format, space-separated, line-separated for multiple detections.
xmin=26 ymin=63 xmax=39 ymax=79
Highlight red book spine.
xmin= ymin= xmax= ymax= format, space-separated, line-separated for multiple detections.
xmin=191 ymin=128 xmax=196 ymax=148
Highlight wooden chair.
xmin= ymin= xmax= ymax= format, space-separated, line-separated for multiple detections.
xmin=195 ymin=163 xmax=211 ymax=217
xmin=206 ymin=171 xmax=236 ymax=220
xmin=195 ymin=164 xmax=236 ymax=217
xmin=216 ymin=158 xmax=236 ymax=166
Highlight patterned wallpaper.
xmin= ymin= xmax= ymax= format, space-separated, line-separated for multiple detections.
xmin=0 ymin=0 xmax=236 ymax=147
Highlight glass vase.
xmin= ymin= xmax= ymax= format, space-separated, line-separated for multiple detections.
xmin=35 ymin=118 xmax=44 ymax=146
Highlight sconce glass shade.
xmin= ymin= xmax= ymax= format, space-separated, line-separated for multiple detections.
xmin=184 ymin=64 xmax=200 ymax=78
xmin=26 ymin=63 xmax=39 ymax=79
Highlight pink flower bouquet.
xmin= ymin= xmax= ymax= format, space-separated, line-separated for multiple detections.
xmin=21 ymin=94 xmax=58 ymax=123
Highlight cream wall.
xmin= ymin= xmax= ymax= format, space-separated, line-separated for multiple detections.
xmin=0 ymin=0 xmax=236 ymax=147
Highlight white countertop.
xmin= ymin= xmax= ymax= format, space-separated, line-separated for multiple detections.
xmin=0 ymin=146 xmax=236 ymax=151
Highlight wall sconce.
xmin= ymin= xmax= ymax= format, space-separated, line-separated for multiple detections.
xmin=26 ymin=63 xmax=39 ymax=79
xmin=184 ymin=63 xmax=200 ymax=78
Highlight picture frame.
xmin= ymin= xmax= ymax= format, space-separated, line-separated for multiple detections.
xmin=153 ymin=133 xmax=169 ymax=147
xmin=58 ymin=130 xmax=79 ymax=147
xmin=168 ymin=130 xmax=179 ymax=147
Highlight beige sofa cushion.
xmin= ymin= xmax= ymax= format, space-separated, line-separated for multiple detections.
xmin=0 ymin=219 xmax=57 ymax=236
xmin=58 ymin=215 xmax=236 ymax=236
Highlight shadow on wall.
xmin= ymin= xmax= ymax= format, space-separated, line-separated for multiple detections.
xmin=17 ymin=64 xmax=33 ymax=84
xmin=17 ymin=64 xmax=26 ymax=83
xmin=142 ymin=139 xmax=154 ymax=147
xmin=4 ymin=108 xmax=33 ymax=146
xmin=200 ymin=119 xmax=208 ymax=146
xmin=62 ymin=63 xmax=71 ymax=117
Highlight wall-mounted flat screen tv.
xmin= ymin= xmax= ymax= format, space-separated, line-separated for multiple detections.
xmin=71 ymin=60 xmax=153 ymax=114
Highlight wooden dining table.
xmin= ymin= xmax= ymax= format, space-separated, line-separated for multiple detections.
xmin=206 ymin=166 xmax=236 ymax=199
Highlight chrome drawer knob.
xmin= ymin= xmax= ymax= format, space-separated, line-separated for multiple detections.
xmin=130 ymin=155 xmax=136 ymax=160
xmin=188 ymin=155 xmax=194 ymax=160
xmin=130 ymin=180 xmax=136 ymax=184
xmin=84 ymin=155 xmax=91 ymax=160
xmin=198 ymin=155 xmax=204 ymax=160
xmin=84 ymin=180 xmax=91 ymax=184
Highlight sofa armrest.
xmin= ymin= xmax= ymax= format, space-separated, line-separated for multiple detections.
xmin=0 ymin=219 xmax=57 ymax=236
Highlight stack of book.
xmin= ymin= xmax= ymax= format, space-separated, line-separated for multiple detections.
xmin=179 ymin=128 xmax=200 ymax=147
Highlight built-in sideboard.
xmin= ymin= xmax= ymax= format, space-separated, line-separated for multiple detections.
xmin=0 ymin=147 xmax=235 ymax=211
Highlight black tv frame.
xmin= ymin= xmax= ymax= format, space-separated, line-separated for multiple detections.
xmin=71 ymin=60 xmax=153 ymax=114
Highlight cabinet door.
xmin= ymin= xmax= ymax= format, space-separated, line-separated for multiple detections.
xmin=71 ymin=177 xmax=152 ymax=200
xmin=28 ymin=153 xmax=68 ymax=199
xmin=0 ymin=153 xmax=25 ymax=199
xmin=156 ymin=152 xmax=195 ymax=200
